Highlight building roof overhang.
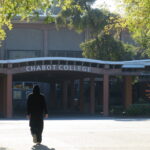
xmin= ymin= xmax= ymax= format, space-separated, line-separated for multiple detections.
xmin=0 ymin=57 xmax=150 ymax=67
xmin=1 ymin=57 xmax=150 ymax=76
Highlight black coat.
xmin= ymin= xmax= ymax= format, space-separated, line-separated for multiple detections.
xmin=27 ymin=93 xmax=48 ymax=119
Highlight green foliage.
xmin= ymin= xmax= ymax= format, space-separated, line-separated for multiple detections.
xmin=55 ymin=0 xmax=98 ymax=32
xmin=81 ymin=33 xmax=135 ymax=61
xmin=0 ymin=0 xmax=53 ymax=41
xmin=81 ymin=9 xmax=109 ymax=34
xmin=110 ymin=106 xmax=124 ymax=115
xmin=119 ymin=0 xmax=150 ymax=57
xmin=0 ymin=0 xmax=139 ymax=61
xmin=56 ymin=0 xmax=137 ymax=61
xmin=0 ymin=0 xmax=85 ymax=41
xmin=56 ymin=3 xmax=116 ymax=34
xmin=125 ymin=104 xmax=150 ymax=116
xmin=122 ymin=43 xmax=138 ymax=60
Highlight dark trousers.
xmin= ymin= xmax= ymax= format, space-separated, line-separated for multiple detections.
xmin=30 ymin=117 xmax=44 ymax=143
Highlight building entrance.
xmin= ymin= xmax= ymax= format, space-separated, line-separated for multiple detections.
xmin=12 ymin=69 xmax=99 ymax=116
xmin=0 ymin=57 xmax=142 ymax=118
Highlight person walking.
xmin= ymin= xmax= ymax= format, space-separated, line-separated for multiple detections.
xmin=26 ymin=85 xmax=48 ymax=144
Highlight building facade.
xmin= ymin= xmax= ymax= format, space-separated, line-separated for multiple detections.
xmin=0 ymin=21 xmax=149 ymax=118
xmin=0 ymin=22 xmax=84 ymax=60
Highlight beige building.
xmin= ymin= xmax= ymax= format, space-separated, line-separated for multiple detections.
xmin=0 ymin=20 xmax=148 ymax=118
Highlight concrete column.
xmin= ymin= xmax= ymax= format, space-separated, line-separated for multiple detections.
xmin=103 ymin=74 xmax=109 ymax=116
xmin=50 ymin=81 xmax=56 ymax=109
xmin=124 ymin=76 xmax=132 ymax=108
xmin=70 ymin=80 xmax=75 ymax=109
xmin=5 ymin=74 xmax=13 ymax=118
xmin=90 ymin=77 xmax=95 ymax=114
xmin=0 ymin=76 xmax=4 ymax=116
xmin=79 ymin=79 xmax=84 ymax=112
xmin=62 ymin=81 xmax=68 ymax=110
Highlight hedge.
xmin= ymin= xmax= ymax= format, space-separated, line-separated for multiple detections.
xmin=125 ymin=104 xmax=150 ymax=116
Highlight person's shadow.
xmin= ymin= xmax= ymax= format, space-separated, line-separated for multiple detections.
xmin=31 ymin=144 xmax=55 ymax=150
xmin=0 ymin=148 xmax=7 ymax=150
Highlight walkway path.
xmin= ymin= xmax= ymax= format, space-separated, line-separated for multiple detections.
xmin=0 ymin=117 xmax=150 ymax=150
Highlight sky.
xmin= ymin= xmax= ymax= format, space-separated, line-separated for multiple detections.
xmin=92 ymin=0 xmax=123 ymax=14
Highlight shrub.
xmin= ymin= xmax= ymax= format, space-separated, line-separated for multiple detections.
xmin=110 ymin=105 xmax=124 ymax=115
xmin=125 ymin=104 xmax=150 ymax=116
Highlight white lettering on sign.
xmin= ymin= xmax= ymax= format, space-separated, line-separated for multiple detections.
xmin=25 ymin=65 xmax=92 ymax=72
xmin=47 ymin=65 xmax=51 ymax=70
xmin=64 ymin=65 xmax=69 ymax=70
xmin=41 ymin=65 xmax=46 ymax=70
xmin=58 ymin=65 xmax=63 ymax=70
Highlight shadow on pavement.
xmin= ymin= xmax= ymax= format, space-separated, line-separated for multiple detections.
xmin=0 ymin=148 xmax=7 ymax=150
xmin=1 ymin=114 xmax=150 ymax=122
xmin=31 ymin=144 xmax=55 ymax=150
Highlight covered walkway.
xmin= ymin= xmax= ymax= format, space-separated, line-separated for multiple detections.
xmin=0 ymin=57 xmax=150 ymax=118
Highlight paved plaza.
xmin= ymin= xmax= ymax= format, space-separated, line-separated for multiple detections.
xmin=0 ymin=116 xmax=150 ymax=150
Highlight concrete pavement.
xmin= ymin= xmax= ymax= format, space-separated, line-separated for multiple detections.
xmin=0 ymin=116 xmax=150 ymax=150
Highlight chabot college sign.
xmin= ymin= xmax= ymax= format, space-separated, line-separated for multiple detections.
xmin=25 ymin=65 xmax=92 ymax=72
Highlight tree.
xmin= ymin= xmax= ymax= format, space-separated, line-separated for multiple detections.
xmin=0 ymin=0 xmax=137 ymax=61
xmin=81 ymin=33 xmax=137 ymax=61
xmin=81 ymin=33 xmax=125 ymax=60
xmin=0 ymin=0 xmax=83 ymax=41
xmin=119 ymin=0 xmax=150 ymax=57
xmin=55 ymin=0 xmax=96 ymax=32
xmin=56 ymin=0 xmax=136 ymax=60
